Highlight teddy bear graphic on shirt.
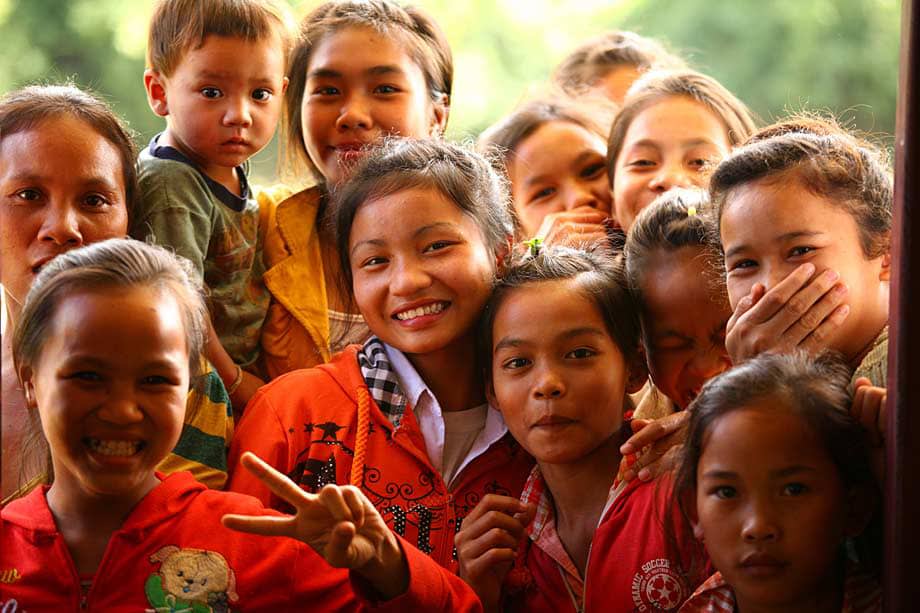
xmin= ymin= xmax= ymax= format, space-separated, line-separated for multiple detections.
xmin=144 ymin=546 xmax=239 ymax=613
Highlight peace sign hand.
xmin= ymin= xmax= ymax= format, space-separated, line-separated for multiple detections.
xmin=222 ymin=452 xmax=408 ymax=599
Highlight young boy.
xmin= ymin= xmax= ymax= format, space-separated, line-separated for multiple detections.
xmin=134 ymin=0 xmax=292 ymax=411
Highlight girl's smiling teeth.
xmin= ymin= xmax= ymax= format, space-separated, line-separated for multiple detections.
xmin=86 ymin=438 xmax=145 ymax=457
xmin=393 ymin=301 xmax=449 ymax=321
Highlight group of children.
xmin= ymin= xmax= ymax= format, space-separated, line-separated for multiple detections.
xmin=0 ymin=0 xmax=893 ymax=611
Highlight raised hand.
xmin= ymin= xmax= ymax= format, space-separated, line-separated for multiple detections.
xmin=222 ymin=452 xmax=408 ymax=599
xmin=619 ymin=410 xmax=690 ymax=482
xmin=726 ymin=263 xmax=850 ymax=363
xmin=535 ymin=207 xmax=611 ymax=249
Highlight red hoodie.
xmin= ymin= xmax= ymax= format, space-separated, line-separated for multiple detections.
xmin=228 ymin=343 xmax=534 ymax=572
xmin=0 ymin=471 xmax=482 ymax=612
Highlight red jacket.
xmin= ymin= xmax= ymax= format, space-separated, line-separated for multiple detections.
xmin=509 ymin=478 xmax=708 ymax=613
xmin=228 ymin=345 xmax=534 ymax=572
xmin=0 ymin=471 xmax=481 ymax=612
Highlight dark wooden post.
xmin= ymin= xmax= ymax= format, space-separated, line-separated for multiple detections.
xmin=886 ymin=0 xmax=920 ymax=609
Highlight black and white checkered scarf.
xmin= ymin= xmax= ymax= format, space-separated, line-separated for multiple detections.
xmin=356 ymin=336 xmax=408 ymax=428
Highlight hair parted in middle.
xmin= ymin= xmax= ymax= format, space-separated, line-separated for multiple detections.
xmin=624 ymin=188 xmax=723 ymax=311
xmin=0 ymin=83 xmax=139 ymax=221
xmin=478 ymin=245 xmax=641 ymax=379
xmin=332 ymin=137 xmax=514 ymax=290
xmin=282 ymin=0 xmax=453 ymax=182
xmin=606 ymin=69 xmax=757 ymax=190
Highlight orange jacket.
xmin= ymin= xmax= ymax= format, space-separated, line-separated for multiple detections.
xmin=228 ymin=345 xmax=534 ymax=572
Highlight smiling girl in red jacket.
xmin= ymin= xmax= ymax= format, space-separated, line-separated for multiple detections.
xmin=0 ymin=239 xmax=479 ymax=612
xmin=227 ymin=139 xmax=534 ymax=572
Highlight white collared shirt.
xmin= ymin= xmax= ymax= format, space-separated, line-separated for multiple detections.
xmin=383 ymin=343 xmax=509 ymax=487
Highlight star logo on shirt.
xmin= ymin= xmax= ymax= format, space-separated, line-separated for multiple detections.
xmin=316 ymin=421 xmax=345 ymax=441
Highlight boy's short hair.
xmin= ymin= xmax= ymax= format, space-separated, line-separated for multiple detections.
xmin=147 ymin=0 xmax=295 ymax=76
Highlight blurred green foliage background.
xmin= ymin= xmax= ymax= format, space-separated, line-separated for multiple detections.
xmin=0 ymin=0 xmax=901 ymax=183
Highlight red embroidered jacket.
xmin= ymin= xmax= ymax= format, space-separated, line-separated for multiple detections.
xmin=227 ymin=344 xmax=534 ymax=572
xmin=0 ymin=471 xmax=482 ymax=612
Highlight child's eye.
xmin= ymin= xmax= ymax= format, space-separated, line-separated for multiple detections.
xmin=313 ymin=86 xmax=340 ymax=96
xmin=688 ymin=158 xmax=711 ymax=170
xmin=713 ymin=485 xmax=737 ymax=499
xmin=789 ymin=246 xmax=816 ymax=258
xmin=374 ymin=84 xmax=400 ymax=94
xmin=69 ymin=371 xmax=103 ymax=383
xmin=423 ymin=240 xmax=454 ymax=253
xmin=580 ymin=162 xmax=606 ymax=179
xmin=565 ymin=347 xmax=597 ymax=359
xmin=141 ymin=374 xmax=174 ymax=386
xmin=14 ymin=188 xmax=42 ymax=202
xmin=251 ymin=88 xmax=273 ymax=102
xmin=529 ymin=186 xmax=556 ymax=202
xmin=655 ymin=338 xmax=693 ymax=351
xmin=360 ymin=256 xmax=388 ymax=268
xmin=728 ymin=259 xmax=757 ymax=272
xmin=627 ymin=158 xmax=655 ymax=168
xmin=200 ymin=87 xmax=222 ymax=99
xmin=782 ymin=482 xmax=809 ymax=496
xmin=501 ymin=357 xmax=531 ymax=370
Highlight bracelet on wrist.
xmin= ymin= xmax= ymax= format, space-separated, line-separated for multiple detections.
xmin=227 ymin=364 xmax=244 ymax=395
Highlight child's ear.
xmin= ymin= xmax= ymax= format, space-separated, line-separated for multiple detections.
xmin=19 ymin=366 xmax=37 ymax=409
xmin=879 ymin=252 xmax=892 ymax=282
xmin=144 ymin=69 xmax=170 ymax=117
xmin=428 ymin=93 xmax=449 ymax=138
xmin=494 ymin=235 xmax=514 ymax=272
xmin=281 ymin=76 xmax=290 ymax=95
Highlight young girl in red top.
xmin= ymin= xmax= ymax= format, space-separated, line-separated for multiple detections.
xmin=675 ymin=352 xmax=881 ymax=612
xmin=457 ymin=245 xmax=708 ymax=613
xmin=0 ymin=238 xmax=479 ymax=612
xmin=228 ymin=139 xmax=534 ymax=571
